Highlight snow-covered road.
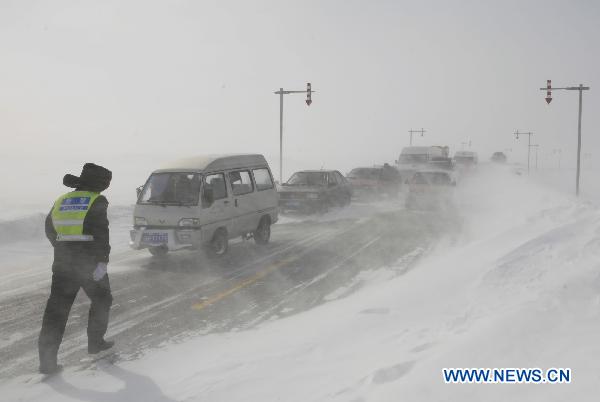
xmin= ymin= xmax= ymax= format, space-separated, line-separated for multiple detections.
xmin=0 ymin=197 xmax=454 ymax=380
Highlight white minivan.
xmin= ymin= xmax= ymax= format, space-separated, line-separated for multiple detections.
xmin=130 ymin=154 xmax=278 ymax=256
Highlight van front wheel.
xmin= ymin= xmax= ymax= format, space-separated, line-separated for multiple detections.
xmin=209 ymin=229 xmax=229 ymax=256
xmin=254 ymin=217 xmax=271 ymax=245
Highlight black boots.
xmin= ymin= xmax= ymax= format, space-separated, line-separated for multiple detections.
xmin=39 ymin=363 xmax=63 ymax=375
xmin=38 ymin=339 xmax=113 ymax=374
xmin=39 ymin=346 xmax=62 ymax=375
xmin=88 ymin=339 xmax=114 ymax=354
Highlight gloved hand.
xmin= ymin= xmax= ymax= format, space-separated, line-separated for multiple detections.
xmin=93 ymin=262 xmax=108 ymax=281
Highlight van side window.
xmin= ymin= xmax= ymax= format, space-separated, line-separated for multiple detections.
xmin=252 ymin=168 xmax=274 ymax=191
xmin=204 ymin=173 xmax=227 ymax=200
xmin=229 ymin=170 xmax=254 ymax=196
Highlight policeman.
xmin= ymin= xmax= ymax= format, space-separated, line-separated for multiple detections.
xmin=38 ymin=163 xmax=114 ymax=374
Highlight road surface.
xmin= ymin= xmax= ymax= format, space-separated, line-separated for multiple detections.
xmin=0 ymin=202 xmax=459 ymax=379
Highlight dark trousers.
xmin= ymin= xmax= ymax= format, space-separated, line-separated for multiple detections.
xmin=38 ymin=271 xmax=112 ymax=368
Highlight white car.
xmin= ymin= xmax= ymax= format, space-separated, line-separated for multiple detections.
xmin=130 ymin=154 xmax=278 ymax=256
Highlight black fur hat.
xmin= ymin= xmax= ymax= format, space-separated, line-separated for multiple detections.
xmin=63 ymin=163 xmax=112 ymax=192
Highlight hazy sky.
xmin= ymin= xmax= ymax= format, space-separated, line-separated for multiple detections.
xmin=1 ymin=0 xmax=599 ymax=204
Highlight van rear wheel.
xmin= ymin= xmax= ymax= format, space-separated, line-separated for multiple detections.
xmin=254 ymin=217 xmax=271 ymax=245
xmin=148 ymin=245 xmax=168 ymax=257
xmin=209 ymin=229 xmax=228 ymax=256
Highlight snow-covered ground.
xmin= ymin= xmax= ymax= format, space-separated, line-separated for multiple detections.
xmin=3 ymin=164 xmax=600 ymax=401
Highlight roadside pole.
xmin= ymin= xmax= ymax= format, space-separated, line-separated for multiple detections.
xmin=514 ymin=130 xmax=534 ymax=173
xmin=274 ymin=83 xmax=314 ymax=184
xmin=553 ymin=148 xmax=562 ymax=169
xmin=279 ymin=89 xmax=283 ymax=185
xmin=540 ymin=80 xmax=590 ymax=196
xmin=531 ymin=144 xmax=539 ymax=170
xmin=576 ymin=86 xmax=583 ymax=195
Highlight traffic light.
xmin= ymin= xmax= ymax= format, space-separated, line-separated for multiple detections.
xmin=306 ymin=82 xmax=312 ymax=106
xmin=545 ymin=80 xmax=552 ymax=104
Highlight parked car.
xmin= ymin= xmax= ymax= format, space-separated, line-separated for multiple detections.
xmin=130 ymin=154 xmax=278 ymax=257
xmin=278 ymin=170 xmax=352 ymax=213
xmin=347 ymin=165 xmax=400 ymax=199
xmin=491 ymin=151 xmax=507 ymax=163
xmin=405 ymin=169 xmax=456 ymax=211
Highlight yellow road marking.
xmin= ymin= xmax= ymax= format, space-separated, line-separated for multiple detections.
xmin=191 ymin=223 xmax=380 ymax=312
xmin=191 ymin=256 xmax=298 ymax=311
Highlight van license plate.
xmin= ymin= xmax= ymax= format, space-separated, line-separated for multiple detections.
xmin=142 ymin=232 xmax=168 ymax=244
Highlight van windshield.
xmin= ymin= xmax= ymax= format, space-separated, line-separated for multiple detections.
xmin=138 ymin=172 xmax=201 ymax=206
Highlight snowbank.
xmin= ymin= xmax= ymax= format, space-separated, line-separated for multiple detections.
xmin=3 ymin=165 xmax=600 ymax=401
xmin=0 ymin=214 xmax=47 ymax=244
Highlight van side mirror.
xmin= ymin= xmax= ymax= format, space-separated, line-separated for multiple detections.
xmin=202 ymin=187 xmax=214 ymax=208
xmin=136 ymin=186 xmax=143 ymax=199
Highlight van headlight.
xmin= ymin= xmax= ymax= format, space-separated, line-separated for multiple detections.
xmin=134 ymin=217 xmax=148 ymax=226
xmin=307 ymin=193 xmax=319 ymax=199
xmin=178 ymin=218 xmax=200 ymax=227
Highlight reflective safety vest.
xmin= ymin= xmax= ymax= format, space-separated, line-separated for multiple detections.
xmin=51 ymin=191 xmax=101 ymax=241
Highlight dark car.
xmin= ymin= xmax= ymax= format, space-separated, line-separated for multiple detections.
xmin=347 ymin=167 xmax=383 ymax=200
xmin=278 ymin=170 xmax=352 ymax=213
xmin=491 ymin=152 xmax=507 ymax=163
xmin=347 ymin=165 xmax=400 ymax=200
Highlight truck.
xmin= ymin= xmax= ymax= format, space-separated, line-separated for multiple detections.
xmin=395 ymin=146 xmax=452 ymax=181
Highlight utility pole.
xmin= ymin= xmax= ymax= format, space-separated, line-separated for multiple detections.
xmin=408 ymin=128 xmax=425 ymax=146
xmin=531 ymin=144 xmax=539 ymax=170
xmin=553 ymin=148 xmax=562 ymax=169
xmin=540 ymin=80 xmax=590 ymax=196
xmin=274 ymin=83 xmax=314 ymax=183
xmin=514 ymin=130 xmax=534 ymax=173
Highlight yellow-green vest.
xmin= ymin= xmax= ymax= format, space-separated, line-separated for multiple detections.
xmin=51 ymin=191 xmax=101 ymax=241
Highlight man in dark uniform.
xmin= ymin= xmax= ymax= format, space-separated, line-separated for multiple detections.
xmin=38 ymin=163 xmax=114 ymax=374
